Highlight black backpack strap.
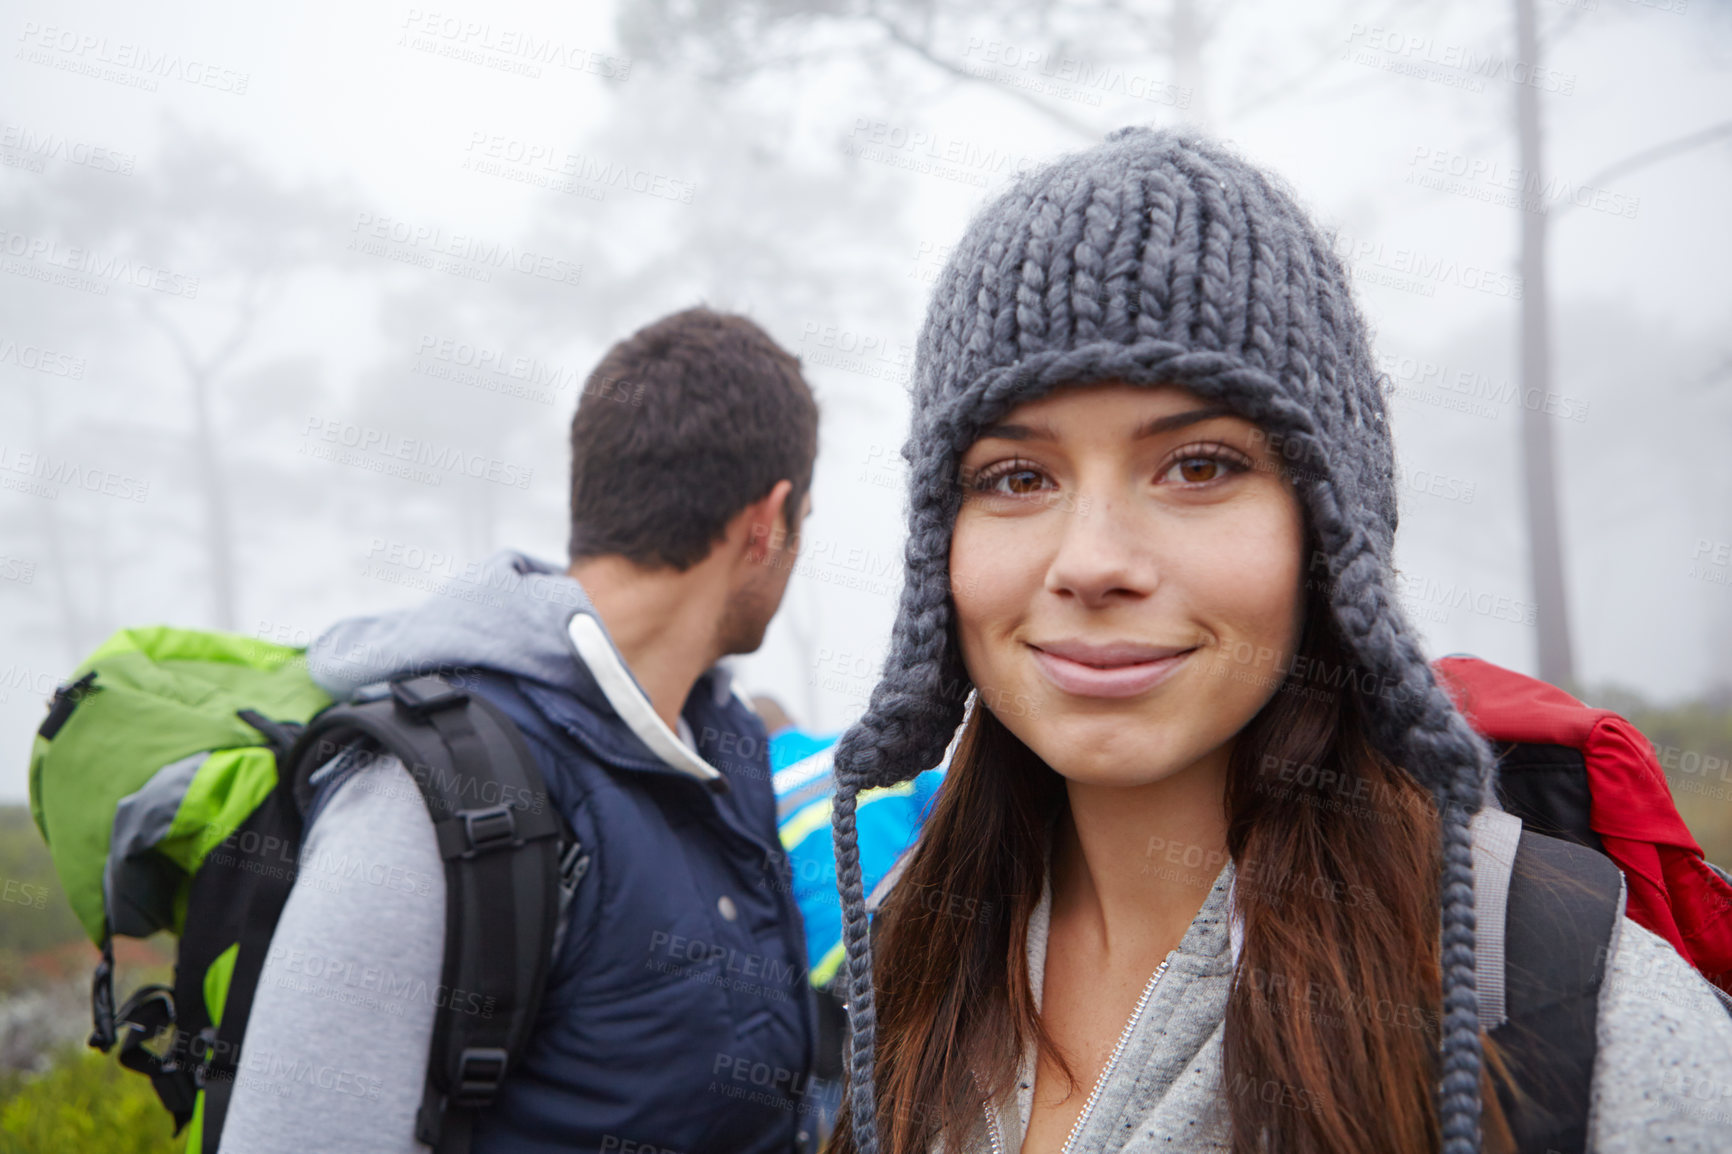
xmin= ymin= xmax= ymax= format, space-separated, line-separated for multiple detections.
xmin=190 ymin=786 xmax=305 ymax=1152
xmin=280 ymin=674 xmax=566 ymax=1154
xmin=1474 ymin=816 xmax=1625 ymax=1154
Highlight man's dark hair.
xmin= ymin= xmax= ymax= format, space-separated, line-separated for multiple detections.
xmin=569 ymin=307 xmax=818 ymax=569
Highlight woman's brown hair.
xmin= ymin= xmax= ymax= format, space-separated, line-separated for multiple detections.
xmin=828 ymin=553 xmax=1514 ymax=1154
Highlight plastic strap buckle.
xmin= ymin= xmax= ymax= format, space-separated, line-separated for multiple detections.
xmin=390 ymin=675 xmax=469 ymax=719
xmin=451 ymin=1047 xmax=509 ymax=1108
xmin=459 ymin=805 xmax=519 ymax=856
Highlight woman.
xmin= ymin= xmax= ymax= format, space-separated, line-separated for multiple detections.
xmin=826 ymin=128 xmax=1732 ymax=1154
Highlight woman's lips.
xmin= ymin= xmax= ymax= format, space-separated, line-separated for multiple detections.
xmin=1029 ymin=645 xmax=1196 ymax=698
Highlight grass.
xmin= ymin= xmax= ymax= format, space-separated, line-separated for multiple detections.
xmin=0 ymin=1046 xmax=182 ymax=1154
xmin=0 ymin=805 xmax=178 ymax=1153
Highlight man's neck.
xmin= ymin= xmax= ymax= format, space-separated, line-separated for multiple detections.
xmin=568 ymin=554 xmax=724 ymax=734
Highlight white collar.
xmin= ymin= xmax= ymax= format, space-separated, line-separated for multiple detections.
xmin=565 ymin=612 xmax=722 ymax=784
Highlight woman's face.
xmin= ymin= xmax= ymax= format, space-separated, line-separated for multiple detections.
xmin=951 ymin=381 xmax=1306 ymax=789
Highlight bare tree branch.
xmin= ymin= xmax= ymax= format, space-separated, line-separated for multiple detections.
xmin=863 ymin=11 xmax=1098 ymax=139
xmin=1229 ymin=0 xmax=1425 ymax=123
xmin=1574 ymin=119 xmax=1732 ymax=197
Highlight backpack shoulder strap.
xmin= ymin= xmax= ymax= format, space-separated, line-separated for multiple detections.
xmin=1472 ymin=810 xmax=1624 ymax=1154
xmin=280 ymin=674 xmax=568 ymax=1154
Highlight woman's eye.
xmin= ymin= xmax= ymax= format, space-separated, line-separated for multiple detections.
xmin=995 ymin=468 xmax=1047 ymax=494
xmin=1160 ymin=450 xmax=1247 ymax=486
xmin=1174 ymin=457 xmax=1222 ymax=483
xmin=969 ymin=462 xmax=1052 ymax=496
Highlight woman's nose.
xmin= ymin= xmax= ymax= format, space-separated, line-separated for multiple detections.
xmin=1042 ymin=488 xmax=1159 ymax=608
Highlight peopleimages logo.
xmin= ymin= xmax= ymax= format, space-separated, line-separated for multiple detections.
xmin=960 ymin=37 xmax=1192 ymax=109
xmin=0 ymin=227 xmax=200 ymax=297
xmin=461 ymin=132 xmax=695 ymax=204
xmin=397 ymin=9 xmax=632 ymax=80
xmin=0 ymin=334 xmax=85 ymax=378
xmin=1330 ymin=230 xmax=1521 ymax=300
xmin=1378 ymin=350 xmax=1591 ymax=424
xmin=0 ymin=663 xmax=58 ymax=706
xmin=1342 ymin=24 xmax=1577 ymax=95
xmin=798 ymin=320 xmax=912 ymax=384
xmin=298 ymin=417 xmax=536 ymax=489
xmin=346 ymin=212 xmax=583 ymax=288
xmin=14 ymin=20 xmax=252 ymax=94
xmin=843 ymin=119 xmax=1039 ymax=189
xmin=1406 ymin=146 xmax=1639 ymax=220
xmin=0 ymin=121 xmax=136 ymax=175
xmin=0 ymin=443 xmax=150 ymax=502
xmin=410 ymin=334 xmax=642 ymax=408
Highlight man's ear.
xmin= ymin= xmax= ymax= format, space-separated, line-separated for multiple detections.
xmin=744 ymin=479 xmax=795 ymax=562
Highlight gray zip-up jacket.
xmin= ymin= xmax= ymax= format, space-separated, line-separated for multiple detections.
xmin=939 ymin=854 xmax=1732 ymax=1154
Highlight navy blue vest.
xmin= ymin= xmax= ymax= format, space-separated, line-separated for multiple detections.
xmin=459 ymin=665 xmax=818 ymax=1154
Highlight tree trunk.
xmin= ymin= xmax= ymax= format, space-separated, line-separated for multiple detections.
xmin=25 ymin=380 xmax=84 ymax=664
xmin=189 ymin=365 xmax=236 ymax=631
xmin=1514 ymin=0 xmax=1575 ymax=688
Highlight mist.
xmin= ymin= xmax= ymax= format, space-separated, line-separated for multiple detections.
xmin=2 ymin=0 xmax=1729 ymax=800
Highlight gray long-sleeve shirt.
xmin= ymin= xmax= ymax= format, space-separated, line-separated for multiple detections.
xmin=218 ymin=753 xmax=445 ymax=1154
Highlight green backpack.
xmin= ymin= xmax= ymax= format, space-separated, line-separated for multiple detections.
xmin=28 ymin=625 xmax=575 ymax=1154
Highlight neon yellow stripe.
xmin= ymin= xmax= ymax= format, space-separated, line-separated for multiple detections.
xmin=780 ymin=799 xmax=832 ymax=850
xmin=809 ymin=939 xmax=847 ymax=988
xmin=204 ymin=942 xmax=240 ymax=1025
xmin=183 ymin=1093 xmax=206 ymax=1154
xmin=182 ymin=941 xmax=239 ymax=1154
xmin=778 ymin=782 xmax=917 ymax=851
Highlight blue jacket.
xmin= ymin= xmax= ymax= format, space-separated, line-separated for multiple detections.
xmin=298 ymin=551 xmax=819 ymax=1154
xmin=769 ymin=730 xmax=946 ymax=989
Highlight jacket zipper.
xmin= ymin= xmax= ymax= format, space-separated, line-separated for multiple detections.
xmin=1060 ymin=951 xmax=1175 ymax=1154
xmin=979 ymin=951 xmax=1176 ymax=1154
xmin=975 ymin=1069 xmax=1006 ymax=1154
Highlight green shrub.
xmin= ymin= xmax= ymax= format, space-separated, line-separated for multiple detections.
xmin=0 ymin=1046 xmax=181 ymax=1154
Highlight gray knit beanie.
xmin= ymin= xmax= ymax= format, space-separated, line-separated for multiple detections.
xmin=829 ymin=126 xmax=1499 ymax=1154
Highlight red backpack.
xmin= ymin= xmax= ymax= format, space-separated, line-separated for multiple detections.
xmin=1434 ymin=654 xmax=1732 ymax=996
xmin=1427 ymin=656 xmax=1732 ymax=1153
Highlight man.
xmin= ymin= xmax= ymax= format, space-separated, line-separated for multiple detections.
xmin=220 ymin=308 xmax=821 ymax=1154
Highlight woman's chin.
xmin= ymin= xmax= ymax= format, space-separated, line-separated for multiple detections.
xmin=1015 ymin=717 xmax=1196 ymax=788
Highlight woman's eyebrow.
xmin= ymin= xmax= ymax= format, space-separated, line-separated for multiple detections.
xmin=974 ymin=420 xmax=1052 ymax=442
xmin=1133 ymin=405 xmax=1237 ymax=438
xmin=975 ymin=406 xmax=1237 ymax=444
